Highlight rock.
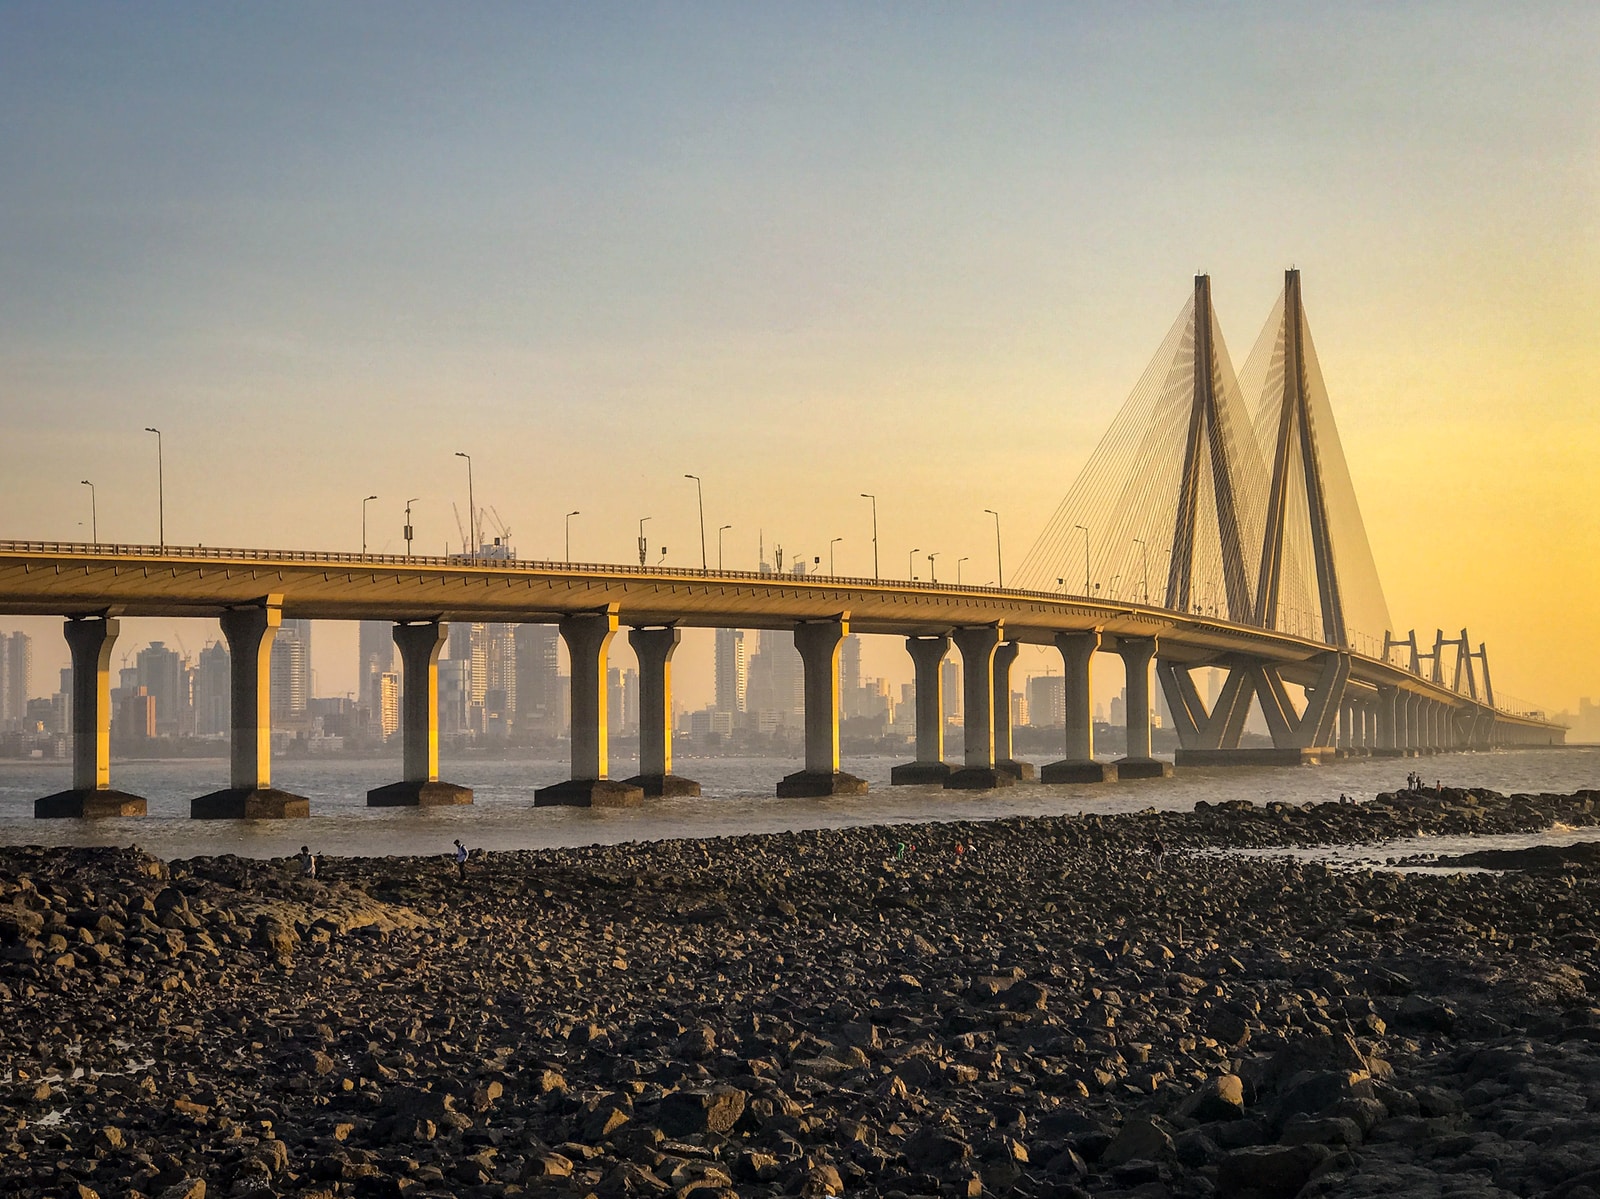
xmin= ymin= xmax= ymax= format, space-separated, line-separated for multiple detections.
xmin=1101 ymin=1115 xmax=1175 ymax=1166
xmin=524 ymin=1151 xmax=574 ymax=1179
xmin=156 ymin=1181 xmax=206 ymax=1199
xmin=657 ymin=1086 xmax=746 ymax=1136
xmin=1218 ymin=1144 xmax=1332 ymax=1198
xmin=1280 ymin=1116 xmax=1363 ymax=1147
xmin=901 ymin=1127 xmax=973 ymax=1172
xmin=1180 ymin=1074 xmax=1246 ymax=1122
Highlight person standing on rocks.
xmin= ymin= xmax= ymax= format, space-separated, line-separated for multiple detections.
xmin=454 ymin=839 xmax=469 ymax=883
xmin=297 ymin=846 xmax=317 ymax=879
xmin=1150 ymin=837 xmax=1166 ymax=871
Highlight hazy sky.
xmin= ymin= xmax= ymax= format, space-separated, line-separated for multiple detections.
xmin=2 ymin=3 xmax=1597 ymax=714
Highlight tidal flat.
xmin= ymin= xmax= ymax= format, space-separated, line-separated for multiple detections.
xmin=3 ymin=787 xmax=1599 ymax=1199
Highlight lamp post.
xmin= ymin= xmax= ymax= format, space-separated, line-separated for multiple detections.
xmin=404 ymin=498 xmax=419 ymax=558
xmin=718 ymin=524 xmax=732 ymax=570
xmin=859 ymin=493 xmax=879 ymax=580
xmin=908 ymin=547 xmax=919 ymax=580
xmin=685 ymin=474 xmax=706 ymax=569
xmin=144 ymin=427 xmax=163 ymax=547
xmin=1073 ymin=523 xmax=1090 ymax=596
xmin=80 ymin=480 xmax=96 ymax=544
xmin=454 ymin=451 xmax=474 ymax=555
xmin=829 ymin=536 xmax=843 ymax=575
xmin=565 ymin=510 xmax=580 ymax=563
xmin=362 ymin=494 xmax=378 ymax=555
xmin=1132 ymin=537 xmax=1149 ymax=604
xmin=637 ymin=517 xmax=651 ymax=567
xmin=927 ymin=551 xmax=939 ymax=583
xmin=957 ymin=555 xmax=968 ymax=585
xmin=984 ymin=508 xmax=1003 ymax=586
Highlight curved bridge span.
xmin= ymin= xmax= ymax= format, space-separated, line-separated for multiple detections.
xmin=0 ymin=539 xmax=1561 ymax=819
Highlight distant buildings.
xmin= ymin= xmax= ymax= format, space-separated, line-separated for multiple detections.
xmin=714 ymin=628 xmax=747 ymax=715
xmin=0 ymin=630 xmax=31 ymax=732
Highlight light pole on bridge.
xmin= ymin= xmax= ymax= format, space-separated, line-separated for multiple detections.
xmin=454 ymin=451 xmax=474 ymax=556
xmin=927 ymin=551 xmax=939 ymax=583
xmin=718 ymin=524 xmax=732 ymax=570
xmin=404 ymin=498 xmax=419 ymax=558
xmin=1073 ymin=523 xmax=1090 ymax=597
xmin=80 ymin=480 xmax=96 ymax=544
xmin=984 ymin=508 xmax=1003 ymax=587
xmin=957 ymin=556 xmax=968 ymax=585
xmin=637 ymin=517 xmax=652 ymax=567
xmin=144 ymin=427 xmax=164 ymax=548
xmin=908 ymin=547 xmax=919 ymax=580
xmin=829 ymin=537 xmax=842 ymax=576
xmin=362 ymin=495 xmax=378 ymax=555
xmin=1132 ymin=537 xmax=1149 ymax=604
xmin=859 ymin=493 xmax=879 ymax=580
xmin=565 ymin=511 xmax=580 ymax=563
xmin=684 ymin=474 xmax=706 ymax=570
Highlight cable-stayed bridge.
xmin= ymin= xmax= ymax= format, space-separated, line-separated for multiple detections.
xmin=0 ymin=271 xmax=1562 ymax=818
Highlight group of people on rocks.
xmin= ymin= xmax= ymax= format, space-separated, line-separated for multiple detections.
xmin=293 ymin=840 xmax=474 ymax=884
xmin=1406 ymin=771 xmax=1442 ymax=792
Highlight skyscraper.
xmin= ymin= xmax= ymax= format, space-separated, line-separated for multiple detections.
xmin=194 ymin=641 xmax=230 ymax=736
xmin=839 ymin=634 xmax=862 ymax=717
xmin=270 ymin=619 xmax=312 ymax=720
xmin=714 ymin=628 xmax=747 ymax=715
xmin=358 ymin=620 xmax=395 ymax=710
xmin=136 ymin=641 xmax=186 ymax=737
xmin=0 ymin=630 xmax=31 ymax=730
xmin=513 ymin=623 xmax=560 ymax=736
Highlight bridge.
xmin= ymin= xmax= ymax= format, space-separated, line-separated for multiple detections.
xmin=0 ymin=270 xmax=1562 ymax=818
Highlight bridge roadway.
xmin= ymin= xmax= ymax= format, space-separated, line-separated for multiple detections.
xmin=0 ymin=541 xmax=1563 ymax=818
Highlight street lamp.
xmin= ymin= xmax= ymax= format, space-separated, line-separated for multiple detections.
xmin=829 ymin=537 xmax=843 ymax=575
xmin=717 ymin=524 xmax=732 ymax=570
xmin=362 ymin=494 xmax=378 ymax=555
xmin=1073 ymin=523 xmax=1090 ymax=596
xmin=1132 ymin=537 xmax=1149 ymax=604
xmin=909 ymin=547 xmax=920 ymax=580
xmin=684 ymin=474 xmax=706 ymax=569
xmin=637 ymin=517 xmax=651 ymax=567
xmin=404 ymin=498 xmax=419 ymax=558
xmin=860 ymin=493 xmax=879 ymax=580
xmin=454 ymin=452 xmax=474 ymax=555
xmin=80 ymin=480 xmax=96 ymax=544
xmin=565 ymin=510 xmax=580 ymax=563
xmin=957 ymin=555 xmax=968 ymax=585
xmin=927 ymin=551 xmax=939 ymax=583
xmin=144 ymin=427 xmax=164 ymax=547
xmin=984 ymin=508 xmax=1003 ymax=587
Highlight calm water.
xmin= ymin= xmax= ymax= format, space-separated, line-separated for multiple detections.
xmin=0 ymin=747 xmax=1594 ymax=861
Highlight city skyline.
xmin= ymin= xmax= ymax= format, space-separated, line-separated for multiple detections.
xmin=2 ymin=6 xmax=1596 ymax=713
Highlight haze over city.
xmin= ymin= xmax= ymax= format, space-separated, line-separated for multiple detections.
xmin=2 ymin=3 xmax=1596 ymax=717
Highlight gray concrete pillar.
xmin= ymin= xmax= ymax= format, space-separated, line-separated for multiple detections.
xmin=36 ymin=617 xmax=146 ymax=817
xmin=1338 ymin=701 xmax=1354 ymax=750
xmin=368 ymin=622 xmax=472 ymax=806
xmin=1404 ymin=692 xmax=1421 ymax=753
xmin=537 ymin=608 xmax=643 ymax=806
xmin=1116 ymin=636 xmax=1172 ymax=778
xmin=1376 ymin=686 xmax=1398 ymax=753
xmin=946 ymin=625 xmax=1013 ymax=789
xmin=624 ymin=626 xmax=700 ymax=797
xmin=992 ymin=640 xmax=1034 ymax=780
xmin=891 ymin=634 xmax=952 ymax=784
xmin=778 ymin=618 xmax=867 ymax=797
xmin=192 ymin=601 xmax=310 ymax=818
xmin=1042 ymin=631 xmax=1115 ymax=783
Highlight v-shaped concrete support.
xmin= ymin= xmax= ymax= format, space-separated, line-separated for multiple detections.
xmin=1248 ymin=653 xmax=1349 ymax=750
xmin=1158 ymin=658 xmax=1254 ymax=752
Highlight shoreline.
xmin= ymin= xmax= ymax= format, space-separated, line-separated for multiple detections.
xmin=2 ymin=787 xmax=1599 ymax=1198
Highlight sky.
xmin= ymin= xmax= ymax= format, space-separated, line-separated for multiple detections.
xmin=2 ymin=3 xmax=1597 ymax=715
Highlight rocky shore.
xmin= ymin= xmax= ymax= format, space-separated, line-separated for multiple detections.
xmin=3 ymin=785 xmax=1600 ymax=1199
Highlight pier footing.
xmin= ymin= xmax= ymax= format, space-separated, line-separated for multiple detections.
xmin=35 ymin=789 xmax=147 ymax=819
xmin=191 ymin=788 xmax=310 ymax=820
xmin=944 ymin=767 xmax=1018 ymax=791
xmin=1173 ymin=748 xmax=1331 ymax=768
xmin=366 ymin=780 xmax=474 ymax=807
xmin=1040 ymin=760 xmax=1120 ymax=784
xmin=1115 ymin=757 xmax=1175 ymax=779
xmin=777 ymin=771 xmax=869 ymax=798
xmin=890 ymin=761 xmax=952 ymax=785
xmin=623 ymin=774 xmax=702 ymax=798
xmin=534 ymin=779 xmax=645 ymax=808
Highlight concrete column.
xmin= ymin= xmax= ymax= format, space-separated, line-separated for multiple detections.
xmin=1337 ymin=701 xmax=1354 ymax=751
xmin=368 ymin=622 xmax=472 ymax=806
xmin=192 ymin=601 xmax=310 ymax=818
xmin=891 ymin=634 xmax=952 ymax=784
xmin=992 ymin=640 xmax=1034 ymax=780
xmin=537 ymin=608 xmax=643 ymax=806
xmin=624 ymin=626 xmax=700 ymax=797
xmin=777 ymin=618 xmax=867 ymax=797
xmin=36 ymin=617 xmax=146 ymax=817
xmin=1116 ymin=637 xmax=1172 ymax=778
xmin=1404 ymin=692 xmax=1422 ymax=754
xmin=1043 ymin=631 xmax=1115 ymax=783
xmin=946 ymin=625 xmax=1013 ymax=789
xmin=1376 ymin=686 xmax=1398 ymax=754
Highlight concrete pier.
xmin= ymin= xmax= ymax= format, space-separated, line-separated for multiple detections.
xmin=537 ymin=609 xmax=644 ymax=807
xmin=991 ymin=640 xmax=1035 ymax=780
xmin=778 ymin=618 xmax=868 ymax=797
xmin=368 ymin=622 xmax=472 ymax=807
xmin=891 ymin=634 xmax=952 ymax=784
xmin=193 ymin=601 xmax=311 ymax=818
xmin=1042 ymin=631 xmax=1117 ymax=784
xmin=1115 ymin=637 xmax=1172 ymax=779
xmin=36 ymin=617 xmax=147 ymax=818
xmin=624 ymin=626 xmax=701 ymax=797
xmin=946 ymin=624 xmax=1014 ymax=789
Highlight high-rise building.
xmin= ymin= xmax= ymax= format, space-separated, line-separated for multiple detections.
xmin=839 ymin=634 xmax=862 ymax=716
xmin=270 ymin=620 xmax=312 ymax=720
xmin=358 ymin=621 xmax=395 ymax=710
xmin=941 ymin=659 xmax=961 ymax=722
xmin=378 ymin=671 xmax=401 ymax=741
xmin=136 ymin=641 xmax=185 ymax=737
xmin=513 ymin=624 xmax=561 ymax=736
xmin=194 ymin=641 xmax=230 ymax=736
xmin=1026 ymin=675 xmax=1065 ymax=727
xmin=714 ymin=628 xmax=747 ymax=715
xmin=0 ymin=631 xmax=31 ymax=730
xmin=607 ymin=667 xmax=624 ymax=736
xmin=746 ymin=630 xmax=803 ymax=726
xmin=439 ymin=658 xmax=470 ymax=736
